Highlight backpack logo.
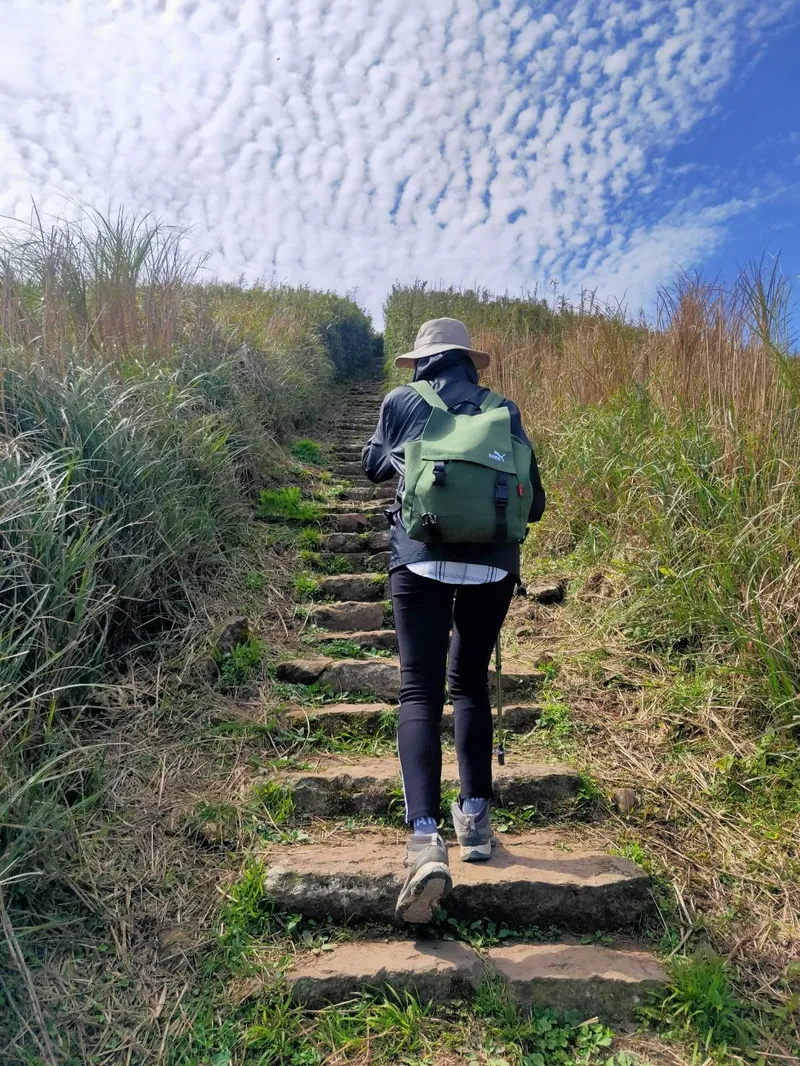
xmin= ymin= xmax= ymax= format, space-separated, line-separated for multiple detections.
xmin=488 ymin=450 xmax=506 ymax=463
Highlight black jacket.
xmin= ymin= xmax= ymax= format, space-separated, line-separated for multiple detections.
xmin=361 ymin=350 xmax=546 ymax=577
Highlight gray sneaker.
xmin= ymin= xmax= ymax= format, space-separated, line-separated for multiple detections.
xmin=395 ymin=833 xmax=452 ymax=923
xmin=451 ymin=801 xmax=494 ymax=861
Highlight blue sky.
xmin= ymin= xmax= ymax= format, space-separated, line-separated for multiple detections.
xmin=0 ymin=0 xmax=798 ymax=323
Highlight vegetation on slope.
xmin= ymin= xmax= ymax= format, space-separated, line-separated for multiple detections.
xmin=384 ymin=271 xmax=800 ymax=1061
xmin=0 ymin=209 xmax=376 ymax=1059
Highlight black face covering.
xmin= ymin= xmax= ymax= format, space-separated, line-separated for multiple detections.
xmin=412 ymin=349 xmax=479 ymax=384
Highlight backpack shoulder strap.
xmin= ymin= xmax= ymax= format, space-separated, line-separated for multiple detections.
xmin=479 ymin=390 xmax=506 ymax=413
xmin=408 ymin=380 xmax=449 ymax=411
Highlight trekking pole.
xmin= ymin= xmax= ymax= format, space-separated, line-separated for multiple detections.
xmin=495 ymin=634 xmax=505 ymax=766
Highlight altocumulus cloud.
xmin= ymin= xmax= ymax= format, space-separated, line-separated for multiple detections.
xmin=0 ymin=0 xmax=794 ymax=318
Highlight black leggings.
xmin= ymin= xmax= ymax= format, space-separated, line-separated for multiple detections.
xmin=390 ymin=567 xmax=516 ymax=822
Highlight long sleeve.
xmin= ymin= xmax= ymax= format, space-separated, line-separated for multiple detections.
xmin=506 ymin=400 xmax=545 ymax=523
xmin=361 ymin=396 xmax=397 ymax=483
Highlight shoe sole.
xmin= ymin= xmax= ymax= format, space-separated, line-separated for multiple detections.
xmin=459 ymin=841 xmax=493 ymax=862
xmin=395 ymin=862 xmax=452 ymax=924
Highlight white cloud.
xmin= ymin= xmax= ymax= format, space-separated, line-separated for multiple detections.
xmin=0 ymin=0 xmax=794 ymax=322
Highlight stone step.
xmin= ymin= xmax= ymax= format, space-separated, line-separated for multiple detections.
xmin=263 ymin=834 xmax=650 ymax=931
xmin=315 ymin=575 xmax=387 ymax=601
xmin=322 ymin=513 xmax=369 ymax=534
xmin=339 ymin=485 xmax=397 ymax=502
xmin=276 ymin=656 xmax=544 ymax=702
xmin=315 ymin=629 xmax=398 ymax=651
xmin=315 ymin=551 xmax=389 ymax=573
xmin=287 ymin=939 xmax=666 ymax=1019
xmin=322 ymin=499 xmax=388 ymax=515
xmin=309 ymin=602 xmax=386 ymax=632
xmin=318 ymin=531 xmax=390 ymax=554
xmin=280 ymin=701 xmax=540 ymax=736
xmin=276 ymin=756 xmax=579 ymax=816
xmin=335 ymin=462 xmax=366 ymax=477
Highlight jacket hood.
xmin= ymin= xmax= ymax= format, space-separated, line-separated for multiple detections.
xmin=412 ymin=349 xmax=479 ymax=385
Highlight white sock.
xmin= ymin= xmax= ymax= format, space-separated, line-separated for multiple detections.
xmin=413 ymin=816 xmax=438 ymax=836
xmin=461 ymin=798 xmax=488 ymax=818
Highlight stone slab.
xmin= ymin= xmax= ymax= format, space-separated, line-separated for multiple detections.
xmin=288 ymin=940 xmax=483 ymax=1007
xmin=316 ymin=629 xmax=398 ymax=651
xmin=309 ymin=602 xmax=386 ymax=632
xmin=316 ymin=575 xmax=386 ymax=601
xmin=325 ymin=513 xmax=369 ymax=534
xmin=488 ymin=941 xmax=666 ymax=1020
xmin=279 ymin=702 xmax=541 ymax=736
xmin=279 ymin=756 xmax=580 ymax=817
xmin=319 ymin=659 xmax=401 ymax=701
xmin=264 ymin=836 xmax=650 ymax=931
xmin=275 ymin=658 xmax=330 ymax=685
xmin=320 ymin=532 xmax=364 ymax=553
xmin=277 ymin=657 xmax=544 ymax=701
xmin=287 ymin=939 xmax=665 ymax=1018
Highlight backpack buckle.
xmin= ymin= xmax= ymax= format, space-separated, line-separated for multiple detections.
xmin=421 ymin=512 xmax=442 ymax=542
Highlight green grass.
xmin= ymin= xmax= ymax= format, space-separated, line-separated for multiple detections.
xmin=257 ymin=486 xmax=322 ymax=521
xmin=216 ymin=634 xmax=267 ymax=691
xmin=291 ymin=439 xmax=326 ymax=465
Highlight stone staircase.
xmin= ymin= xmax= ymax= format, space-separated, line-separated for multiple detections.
xmin=262 ymin=362 xmax=666 ymax=1017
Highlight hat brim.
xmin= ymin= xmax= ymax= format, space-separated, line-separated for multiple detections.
xmin=394 ymin=342 xmax=490 ymax=370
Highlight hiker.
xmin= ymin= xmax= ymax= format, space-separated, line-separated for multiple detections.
xmin=362 ymin=318 xmax=545 ymax=922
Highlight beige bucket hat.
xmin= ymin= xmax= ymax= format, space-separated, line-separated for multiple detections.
xmin=394 ymin=317 xmax=490 ymax=370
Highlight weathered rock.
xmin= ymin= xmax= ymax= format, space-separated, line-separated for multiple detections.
xmin=320 ymin=533 xmax=363 ymax=553
xmin=368 ymin=551 xmax=391 ymax=571
xmin=328 ymin=513 xmax=369 ymax=534
xmin=341 ymin=484 xmax=397 ymax=502
xmin=366 ymin=530 xmax=391 ymax=552
xmin=319 ymin=659 xmax=401 ymax=701
xmin=316 ymin=629 xmax=398 ymax=651
xmin=275 ymin=658 xmax=331 ymax=685
xmin=367 ymin=512 xmax=389 ymax=530
xmin=488 ymin=660 xmax=546 ymax=697
xmin=280 ymin=703 xmax=395 ymax=735
xmin=279 ymin=655 xmax=543 ymax=701
xmin=264 ymin=836 xmax=650 ymax=931
xmin=216 ymin=617 xmax=251 ymax=656
xmin=280 ymin=756 xmax=579 ymax=817
xmin=316 ymin=575 xmax=386 ymax=601
xmin=288 ymin=941 xmax=483 ymax=1007
xmin=279 ymin=702 xmax=540 ymax=737
xmin=614 ymin=788 xmax=641 ymax=815
xmin=528 ymin=580 xmax=568 ymax=605
xmin=335 ymin=462 xmax=364 ymax=477
xmin=488 ymin=941 xmax=665 ymax=1020
xmin=309 ymin=602 xmax=385 ymax=632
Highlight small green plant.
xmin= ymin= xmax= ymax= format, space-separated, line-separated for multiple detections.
xmin=245 ymin=570 xmax=266 ymax=590
xmin=257 ymin=486 xmax=321 ymax=521
xmin=218 ymin=635 xmax=267 ymax=690
xmin=252 ymin=780 xmax=295 ymax=824
xmin=474 ymin=972 xmax=615 ymax=1064
xmin=293 ymin=572 xmax=319 ymax=601
xmin=318 ymin=639 xmax=367 ymax=659
xmin=291 ymin=439 xmax=325 ymax=465
xmin=298 ymin=526 xmax=323 ymax=550
xmin=300 ymin=550 xmax=351 ymax=574
xmin=643 ymin=950 xmax=755 ymax=1055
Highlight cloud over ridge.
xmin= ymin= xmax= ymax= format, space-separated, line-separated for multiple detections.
xmin=0 ymin=0 xmax=794 ymax=317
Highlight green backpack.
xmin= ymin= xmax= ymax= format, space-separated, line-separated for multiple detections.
xmin=402 ymin=381 xmax=534 ymax=544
